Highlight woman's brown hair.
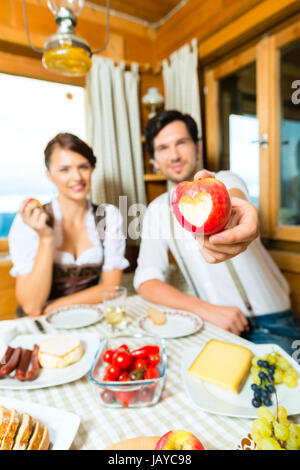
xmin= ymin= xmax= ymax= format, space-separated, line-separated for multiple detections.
xmin=44 ymin=133 xmax=97 ymax=169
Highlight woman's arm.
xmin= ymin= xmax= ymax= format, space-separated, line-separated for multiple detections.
xmin=10 ymin=200 xmax=55 ymax=317
xmin=43 ymin=268 xmax=123 ymax=314
xmin=15 ymin=236 xmax=55 ymax=316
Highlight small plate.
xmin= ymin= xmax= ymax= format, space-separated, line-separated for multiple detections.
xmin=0 ymin=396 xmax=80 ymax=450
xmin=0 ymin=333 xmax=100 ymax=390
xmin=182 ymin=343 xmax=300 ymax=419
xmin=46 ymin=304 xmax=103 ymax=329
xmin=139 ymin=310 xmax=203 ymax=339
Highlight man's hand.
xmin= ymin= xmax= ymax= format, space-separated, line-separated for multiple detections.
xmin=193 ymin=170 xmax=259 ymax=263
xmin=197 ymin=303 xmax=250 ymax=336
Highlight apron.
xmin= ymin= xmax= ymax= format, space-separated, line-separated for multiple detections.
xmin=16 ymin=202 xmax=104 ymax=318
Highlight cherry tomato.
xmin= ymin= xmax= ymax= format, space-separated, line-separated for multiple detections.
xmin=100 ymin=389 xmax=115 ymax=404
xmin=115 ymin=390 xmax=136 ymax=407
xmin=102 ymin=349 xmax=114 ymax=364
xmin=144 ymin=366 xmax=160 ymax=380
xmin=133 ymin=358 xmax=147 ymax=371
xmin=116 ymin=344 xmax=129 ymax=352
xmin=138 ymin=386 xmax=154 ymax=403
xmin=112 ymin=350 xmax=133 ymax=370
xmin=118 ymin=371 xmax=130 ymax=381
xmin=129 ymin=369 xmax=144 ymax=381
xmin=147 ymin=354 xmax=160 ymax=367
xmin=105 ymin=364 xmax=121 ymax=381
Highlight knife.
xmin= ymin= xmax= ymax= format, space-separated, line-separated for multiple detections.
xmin=34 ymin=319 xmax=46 ymax=334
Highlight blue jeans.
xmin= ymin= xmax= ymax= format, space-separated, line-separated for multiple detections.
xmin=241 ymin=310 xmax=300 ymax=357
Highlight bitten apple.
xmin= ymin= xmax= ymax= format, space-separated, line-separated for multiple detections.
xmin=155 ymin=430 xmax=205 ymax=450
xmin=172 ymin=177 xmax=231 ymax=235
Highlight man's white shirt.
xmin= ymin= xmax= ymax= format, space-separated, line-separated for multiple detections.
xmin=133 ymin=171 xmax=290 ymax=316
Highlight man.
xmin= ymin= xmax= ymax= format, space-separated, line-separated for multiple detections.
xmin=134 ymin=110 xmax=300 ymax=355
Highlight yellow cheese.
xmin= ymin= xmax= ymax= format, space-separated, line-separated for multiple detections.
xmin=188 ymin=339 xmax=253 ymax=393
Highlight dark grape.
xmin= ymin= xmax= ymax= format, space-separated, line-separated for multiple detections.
xmin=251 ymin=383 xmax=258 ymax=391
xmin=254 ymin=389 xmax=262 ymax=399
xmin=263 ymin=397 xmax=272 ymax=407
xmin=259 ymin=371 xmax=267 ymax=380
xmin=262 ymin=361 xmax=269 ymax=368
xmin=257 ymin=360 xmax=264 ymax=367
xmin=266 ymin=384 xmax=275 ymax=394
xmin=252 ymin=397 xmax=262 ymax=408
xmin=261 ymin=389 xmax=269 ymax=399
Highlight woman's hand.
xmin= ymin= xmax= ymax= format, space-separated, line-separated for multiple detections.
xmin=193 ymin=170 xmax=259 ymax=263
xmin=20 ymin=199 xmax=53 ymax=239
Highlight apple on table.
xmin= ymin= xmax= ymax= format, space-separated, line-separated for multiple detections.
xmin=155 ymin=430 xmax=205 ymax=450
xmin=172 ymin=177 xmax=231 ymax=235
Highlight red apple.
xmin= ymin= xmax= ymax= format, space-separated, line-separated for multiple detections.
xmin=172 ymin=177 xmax=232 ymax=235
xmin=155 ymin=430 xmax=205 ymax=450
xmin=26 ymin=198 xmax=42 ymax=207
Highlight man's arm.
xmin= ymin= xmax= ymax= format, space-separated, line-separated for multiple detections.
xmin=138 ymin=279 xmax=249 ymax=336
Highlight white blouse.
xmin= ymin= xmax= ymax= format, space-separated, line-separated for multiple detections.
xmin=8 ymin=198 xmax=129 ymax=277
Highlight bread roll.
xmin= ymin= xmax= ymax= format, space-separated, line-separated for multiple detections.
xmin=38 ymin=334 xmax=82 ymax=369
xmin=147 ymin=307 xmax=166 ymax=326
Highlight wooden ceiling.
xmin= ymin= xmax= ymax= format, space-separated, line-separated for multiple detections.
xmin=86 ymin=0 xmax=184 ymax=24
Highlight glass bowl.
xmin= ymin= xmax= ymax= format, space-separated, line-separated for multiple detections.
xmin=88 ymin=333 xmax=167 ymax=408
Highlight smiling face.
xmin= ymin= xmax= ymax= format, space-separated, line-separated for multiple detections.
xmin=152 ymin=120 xmax=202 ymax=184
xmin=46 ymin=146 xmax=94 ymax=201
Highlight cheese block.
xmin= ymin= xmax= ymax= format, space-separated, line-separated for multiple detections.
xmin=147 ymin=307 xmax=166 ymax=326
xmin=38 ymin=334 xmax=82 ymax=369
xmin=188 ymin=339 xmax=253 ymax=394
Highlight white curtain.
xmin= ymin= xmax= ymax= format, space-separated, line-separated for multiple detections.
xmin=162 ymin=38 xmax=202 ymax=139
xmin=87 ymin=57 xmax=147 ymax=210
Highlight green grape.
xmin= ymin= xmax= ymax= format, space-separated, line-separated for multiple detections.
xmin=283 ymin=374 xmax=298 ymax=388
xmin=288 ymin=423 xmax=300 ymax=449
xmin=257 ymin=406 xmax=274 ymax=423
xmin=265 ymin=353 xmax=277 ymax=366
xmin=275 ymin=406 xmax=288 ymax=421
xmin=274 ymin=369 xmax=284 ymax=384
xmin=285 ymin=368 xmax=298 ymax=379
xmin=251 ymin=367 xmax=261 ymax=385
xmin=286 ymin=434 xmax=300 ymax=450
xmin=252 ymin=418 xmax=272 ymax=438
xmin=260 ymin=437 xmax=283 ymax=450
xmin=276 ymin=357 xmax=291 ymax=371
xmin=273 ymin=421 xmax=289 ymax=441
xmin=252 ymin=356 xmax=262 ymax=367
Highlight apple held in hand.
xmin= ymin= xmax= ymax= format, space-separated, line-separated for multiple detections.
xmin=26 ymin=198 xmax=42 ymax=207
xmin=172 ymin=177 xmax=232 ymax=235
xmin=155 ymin=430 xmax=205 ymax=450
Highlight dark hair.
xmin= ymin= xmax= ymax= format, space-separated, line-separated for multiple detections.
xmin=144 ymin=110 xmax=200 ymax=159
xmin=44 ymin=133 xmax=97 ymax=169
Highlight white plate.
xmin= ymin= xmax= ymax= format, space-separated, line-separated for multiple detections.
xmin=139 ymin=310 xmax=203 ymax=339
xmin=182 ymin=343 xmax=300 ymax=419
xmin=0 ymin=396 xmax=80 ymax=450
xmin=46 ymin=304 xmax=103 ymax=329
xmin=0 ymin=333 xmax=100 ymax=390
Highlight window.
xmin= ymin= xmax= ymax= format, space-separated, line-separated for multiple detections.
xmin=0 ymin=73 xmax=87 ymax=238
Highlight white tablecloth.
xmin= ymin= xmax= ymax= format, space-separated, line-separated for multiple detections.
xmin=0 ymin=296 xmax=298 ymax=450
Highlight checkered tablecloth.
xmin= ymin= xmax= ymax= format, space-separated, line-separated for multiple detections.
xmin=1 ymin=296 xmax=297 ymax=450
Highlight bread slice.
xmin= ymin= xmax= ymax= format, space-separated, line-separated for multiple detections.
xmin=147 ymin=307 xmax=166 ymax=326
xmin=0 ymin=406 xmax=11 ymax=443
xmin=0 ymin=408 xmax=20 ymax=450
xmin=13 ymin=413 xmax=34 ymax=450
xmin=38 ymin=334 xmax=82 ymax=368
xmin=27 ymin=420 xmax=45 ymax=450
xmin=37 ymin=423 xmax=50 ymax=450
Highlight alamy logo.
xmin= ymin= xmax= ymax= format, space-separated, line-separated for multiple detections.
xmin=291 ymin=80 xmax=300 ymax=105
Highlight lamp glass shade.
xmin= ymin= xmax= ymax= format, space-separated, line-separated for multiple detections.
xmin=43 ymin=34 xmax=92 ymax=77
xmin=47 ymin=0 xmax=85 ymax=16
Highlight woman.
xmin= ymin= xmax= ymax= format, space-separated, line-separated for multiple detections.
xmin=8 ymin=133 xmax=129 ymax=317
